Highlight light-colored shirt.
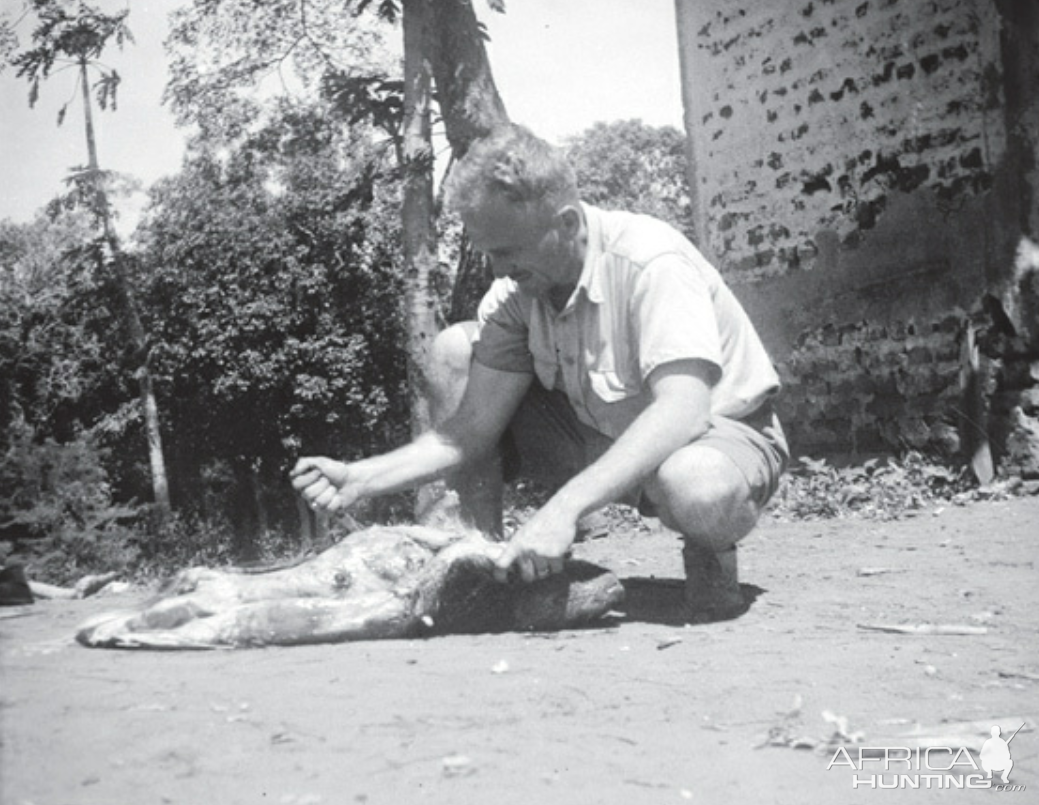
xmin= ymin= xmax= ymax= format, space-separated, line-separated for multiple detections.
xmin=472 ymin=203 xmax=780 ymax=440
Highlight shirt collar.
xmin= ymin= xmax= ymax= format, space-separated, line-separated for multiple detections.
xmin=574 ymin=202 xmax=606 ymax=306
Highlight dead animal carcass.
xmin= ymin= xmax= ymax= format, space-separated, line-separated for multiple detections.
xmin=76 ymin=526 xmax=624 ymax=649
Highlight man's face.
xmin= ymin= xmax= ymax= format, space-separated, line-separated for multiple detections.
xmin=464 ymin=196 xmax=579 ymax=302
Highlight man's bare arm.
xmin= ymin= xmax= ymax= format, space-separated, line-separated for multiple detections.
xmin=292 ymin=363 xmax=533 ymax=511
xmin=494 ymin=359 xmax=713 ymax=581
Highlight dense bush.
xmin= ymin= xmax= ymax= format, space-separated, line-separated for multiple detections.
xmin=0 ymin=420 xmax=141 ymax=583
xmin=121 ymin=104 xmax=411 ymax=549
xmin=1 ymin=105 xmax=412 ymax=571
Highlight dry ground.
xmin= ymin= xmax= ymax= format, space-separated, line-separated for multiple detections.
xmin=2 ymin=495 xmax=1037 ymax=805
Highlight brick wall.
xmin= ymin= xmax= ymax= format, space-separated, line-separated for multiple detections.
xmin=675 ymin=0 xmax=1039 ymax=474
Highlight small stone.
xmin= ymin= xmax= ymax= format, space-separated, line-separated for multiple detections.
xmin=442 ymin=754 xmax=474 ymax=777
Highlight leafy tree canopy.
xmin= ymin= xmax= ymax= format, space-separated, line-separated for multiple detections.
xmin=9 ymin=0 xmax=132 ymax=121
xmin=165 ymin=0 xmax=395 ymax=144
xmin=0 ymin=210 xmax=131 ymax=447
xmin=565 ymin=119 xmax=694 ymax=239
xmin=136 ymin=97 xmax=408 ymax=483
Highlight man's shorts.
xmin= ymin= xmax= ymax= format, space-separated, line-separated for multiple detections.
xmin=501 ymin=385 xmax=789 ymax=511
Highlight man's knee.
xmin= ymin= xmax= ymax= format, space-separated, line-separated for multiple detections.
xmin=429 ymin=321 xmax=478 ymax=375
xmin=644 ymin=445 xmax=760 ymax=546
xmin=428 ymin=321 xmax=478 ymax=422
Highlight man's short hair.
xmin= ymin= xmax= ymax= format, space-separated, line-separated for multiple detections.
xmin=446 ymin=124 xmax=579 ymax=222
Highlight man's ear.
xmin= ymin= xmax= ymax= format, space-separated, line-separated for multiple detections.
xmin=556 ymin=205 xmax=583 ymax=239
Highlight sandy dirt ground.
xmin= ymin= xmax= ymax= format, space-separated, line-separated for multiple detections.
xmin=2 ymin=495 xmax=1037 ymax=805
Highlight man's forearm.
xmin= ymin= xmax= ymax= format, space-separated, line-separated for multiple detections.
xmin=345 ymin=363 xmax=530 ymax=503
xmin=349 ymin=415 xmax=498 ymax=500
xmin=349 ymin=430 xmax=464 ymax=499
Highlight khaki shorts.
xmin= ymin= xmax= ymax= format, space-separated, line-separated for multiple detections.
xmin=502 ymin=385 xmax=789 ymax=511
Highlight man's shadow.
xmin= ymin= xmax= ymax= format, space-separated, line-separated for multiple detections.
xmin=616 ymin=577 xmax=767 ymax=625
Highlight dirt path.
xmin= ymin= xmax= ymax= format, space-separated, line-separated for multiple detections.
xmin=2 ymin=496 xmax=1037 ymax=805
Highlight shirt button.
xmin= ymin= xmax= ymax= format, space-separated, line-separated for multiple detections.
xmin=564 ymin=355 xmax=576 ymax=366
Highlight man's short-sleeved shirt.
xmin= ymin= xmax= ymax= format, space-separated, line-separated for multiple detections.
xmin=472 ymin=203 xmax=780 ymax=440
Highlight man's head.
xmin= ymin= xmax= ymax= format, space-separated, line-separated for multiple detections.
xmin=447 ymin=125 xmax=586 ymax=305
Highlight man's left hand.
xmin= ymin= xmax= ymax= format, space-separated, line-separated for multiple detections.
xmin=493 ymin=508 xmax=577 ymax=583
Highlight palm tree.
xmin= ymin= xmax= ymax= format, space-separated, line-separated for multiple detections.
xmin=12 ymin=0 xmax=171 ymax=516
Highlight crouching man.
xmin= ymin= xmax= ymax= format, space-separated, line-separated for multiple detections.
xmin=292 ymin=124 xmax=788 ymax=620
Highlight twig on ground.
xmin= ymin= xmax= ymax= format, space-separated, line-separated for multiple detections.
xmin=857 ymin=623 xmax=989 ymax=636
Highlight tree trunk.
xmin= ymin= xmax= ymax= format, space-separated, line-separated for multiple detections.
xmin=401 ymin=0 xmax=438 ymax=440
xmin=138 ymin=369 xmax=171 ymax=517
xmin=398 ymin=0 xmax=511 ymax=519
xmin=79 ymin=60 xmax=171 ymax=518
xmin=401 ymin=0 xmax=441 ymax=519
xmin=398 ymin=0 xmax=512 ymax=397
xmin=426 ymin=0 xmax=510 ymax=158
xmin=425 ymin=1 xmax=509 ymax=319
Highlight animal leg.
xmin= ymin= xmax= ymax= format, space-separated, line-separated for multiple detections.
xmin=78 ymin=592 xmax=415 ymax=648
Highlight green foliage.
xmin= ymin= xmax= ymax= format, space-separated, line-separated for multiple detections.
xmin=352 ymin=0 xmax=403 ymax=25
xmin=130 ymin=511 xmax=236 ymax=580
xmin=0 ymin=419 xmax=141 ymax=584
xmin=164 ymin=0 xmax=392 ymax=143
xmin=769 ymin=453 xmax=975 ymax=522
xmin=322 ymin=71 xmax=404 ymax=145
xmin=0 ymin=211 xmax=129 ymax=447
xmin=0 ymin=13 xmax=19 ymax=72
xmin=10 ymin=0 xmax=132 ymax=120
xmin=46 ymin=167 xmax=140 ymax=225
xmin=564 ymin=120 xmax=695 ymax=239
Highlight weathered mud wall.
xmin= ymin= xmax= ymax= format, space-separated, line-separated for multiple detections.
xmin=675 ymin=0 xmax=1039 ymax=474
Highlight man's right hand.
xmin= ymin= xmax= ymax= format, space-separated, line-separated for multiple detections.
xmin=290 ymin=457 xmax=361 ymax=512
